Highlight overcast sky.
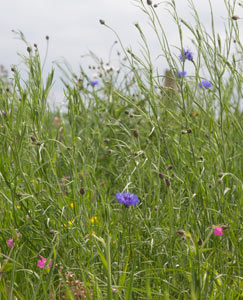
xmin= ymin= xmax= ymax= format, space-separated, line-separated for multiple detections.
xmin=1 ymin=0 xmax=241 ymax=106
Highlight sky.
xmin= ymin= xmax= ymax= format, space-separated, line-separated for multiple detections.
xmin=0 ymin=0 xmax=241 ymax=107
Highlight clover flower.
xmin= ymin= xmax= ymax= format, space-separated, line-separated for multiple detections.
xmin=179 ymin=48 xmax=193 ymax=62
xmin=8 ymin=238 xmax=14 ymax=247
xmin=198 ymin=80 xmax=212 ymax=89
xmin=178 ymin=71 xmax=187 ymax=78
xmin=37 ymin=256 xmax=52 ymax=269
xmin=116 ymin=192 xmax=140 ymax=206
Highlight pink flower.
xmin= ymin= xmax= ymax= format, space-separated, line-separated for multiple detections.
xmin=8 ymin=238 xmax=14 ymax=247
xmin=213 ymin=226 xmax=223 ymax=236
xmin=37 ymin=256 xmax=52 ymax=269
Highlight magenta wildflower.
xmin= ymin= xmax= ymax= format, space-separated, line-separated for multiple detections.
xmin=116 ymin=192 xmax=140 ymax=207
xmin=179 ymin=48 xmax=193 ymax=62
xmin=198 ymin=80 xmax=212 ymax=89
xmin=8 ymin=238 xmax=14 ymax=247
xmin=213 ymin=226 xmax=223 ymax=236
xmin=37 ymin=256 xmax=52 ymax=269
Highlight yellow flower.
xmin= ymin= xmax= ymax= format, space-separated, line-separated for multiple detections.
xmin=17 ymin=205 xmax=21 ymax=209
xmin=70 ymin=202 xmax=74 ymax=209
xmin=64 ymin=224 xmax=67 ymax=227
xmin=68 ymin=220 xmax=73 ymax=226
xmin=90 ymin=216 xmax=97 ymax=224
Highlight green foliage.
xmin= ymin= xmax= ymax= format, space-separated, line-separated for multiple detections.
xmin=0 ymin=0 xmax=243 ymax=298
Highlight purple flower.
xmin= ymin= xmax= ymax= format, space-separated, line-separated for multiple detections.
xmin=179 ymin=48 xmax=193 ymax=62
xmin=8 ymin=238 xmax=14 ymax=247
xmin=178 ymin=71 xmax=187 ymax=78
xmin=90 ymin=80 xmax=98 ymax=87
xmin=198 ymin=80 xmax=212 ymax=89
xmin=116 ymin=192 xmax=140 ymax=207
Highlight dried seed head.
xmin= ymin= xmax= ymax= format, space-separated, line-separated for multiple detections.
xmin=154 ymin=3 xmax=158 ymax=7
xmin=221 ymin=225 xmax=229 ymax=230
xmin=154 ymin=205 xmax=158 ymax=211
xmin=159 ymin=172 xmax=164 ymax=179
xmin=11 ymin=66 xmax=15 ymax=72
xmin=30 ymin=136 xmax=36 ymax=142
xmin=46 ymin=35 xmax=49 ymax=40
xmin=218 ymin=179 xmax=223 ymax=184
xmin=125 ymin=110 xmax=129 ymax=114
xmin=218 ymin=173 xmax=224 ymax=178
xmin=99 ymin=19 xmax=105 ymax=25
xmin=176 ymin=230 xmax=185 ymax=236
xmin=208 ymin=184 xmax=213 ymax=189
xmin=167 ymin=165 xmax=173 ymax=170
xmin=80 ymin=187 xmax=85 ymax=195
xmin=232 ymin=15 xmax=240 ymax=20
xmin=200 ymin=156 xmax=204 ymax=161
xmin=147 ymin=0 xmax=152 ymax=5
xmin=181 ymin=130 xmax=187 ymax=135
xmin=27 ymin=46 xmax=32 ymax=53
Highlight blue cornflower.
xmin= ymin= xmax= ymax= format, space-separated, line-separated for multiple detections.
xmin=179 ymin=48 xmax=193 ymax=62
xmin=90 ymin=80 xmax=98 ymax=87
xmin=178 ymin=71 xmax=187 ymax=78
xmin=198 ymin=80 xmax=212 ymax=89
xmin=116 ymin=192 xmax=140 ymax=207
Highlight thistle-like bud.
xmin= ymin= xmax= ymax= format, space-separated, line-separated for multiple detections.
xmin=165 ymin=178 xmax=170 ymax=187
xmin=187 ymin=128 xmax=192 ymax=134
xmin=133 ymin=130 xmax=139 ymax=138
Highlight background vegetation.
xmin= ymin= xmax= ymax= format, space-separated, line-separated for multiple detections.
xmin=0 ymin=0 xmax=243 ymax=299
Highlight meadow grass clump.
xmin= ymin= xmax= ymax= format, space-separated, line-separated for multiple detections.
xmin=0 ymin=0 xmax=243 ymax=299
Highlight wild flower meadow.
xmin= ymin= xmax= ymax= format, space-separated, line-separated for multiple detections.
xmin=0 ymin=0 xmax=243 ymax=299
